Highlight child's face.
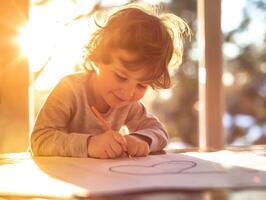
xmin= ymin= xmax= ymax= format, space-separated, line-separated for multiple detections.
xmin=95 ymin=49 xmax=150 ymax=109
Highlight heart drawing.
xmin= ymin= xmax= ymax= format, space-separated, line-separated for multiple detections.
xmin=109 ymin=160 xmax=197 ymax=175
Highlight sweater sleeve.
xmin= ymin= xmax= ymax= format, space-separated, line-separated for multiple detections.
xmin=30 ymin=77 xmax=91 ymax=157
xmin=125 ymin=102 xmax=169 ymax=152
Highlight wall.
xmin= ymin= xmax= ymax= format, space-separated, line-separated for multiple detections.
xmin=0 ymin=1 xmax=29 ymax=153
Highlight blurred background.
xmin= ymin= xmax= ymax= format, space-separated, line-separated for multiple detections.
xmin=0 ymin=0 xmax=265 ymax=153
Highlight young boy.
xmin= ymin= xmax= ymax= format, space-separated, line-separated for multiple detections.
xmin=30 ymin=4 xmax=190 ymax=158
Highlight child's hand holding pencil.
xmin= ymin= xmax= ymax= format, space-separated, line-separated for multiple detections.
xmin=88 ymin=106 xmax=130 ymax=159
xmin=87 ymin=129 xmax=128 ymax=159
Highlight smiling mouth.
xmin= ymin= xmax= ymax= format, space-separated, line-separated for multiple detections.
xmin=112 ymin=92 xmax=125 ymax=102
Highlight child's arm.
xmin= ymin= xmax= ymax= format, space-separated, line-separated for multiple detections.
xmin=31 ymin=77 xmax=92 ymax=157
xmin=125 ymin=102 xmax=169 ymax=153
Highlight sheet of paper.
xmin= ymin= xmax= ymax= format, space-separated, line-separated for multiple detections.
xmin=0 ymin=151 xmax=266 ymax=198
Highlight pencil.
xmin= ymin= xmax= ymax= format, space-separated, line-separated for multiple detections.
xmin=91 ymin=106 xmax=132 ymax=158
xmin=91 ymin=106 xmax=112 ymax=131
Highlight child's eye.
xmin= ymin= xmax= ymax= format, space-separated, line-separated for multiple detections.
xmin=115 ymin=73 xmax=127 ymax=81
xmin=137 ymin=84 xmax=148 ymax=89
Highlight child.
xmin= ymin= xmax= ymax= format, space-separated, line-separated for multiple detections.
xmin=30 ymin=4 xmax=190 ymax=158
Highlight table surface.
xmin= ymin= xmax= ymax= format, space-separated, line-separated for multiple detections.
xmin=0 ymin=145 xmax=266 ymax=200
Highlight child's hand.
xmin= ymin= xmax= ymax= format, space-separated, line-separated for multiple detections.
xmin=125 ymin=135 xmax=150 ymax=157
xmin=88 ymin=130 xmax=127 ymax=159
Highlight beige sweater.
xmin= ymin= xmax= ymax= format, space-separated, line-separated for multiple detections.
xmin=30 ymin=72 xmax=168 ymax=157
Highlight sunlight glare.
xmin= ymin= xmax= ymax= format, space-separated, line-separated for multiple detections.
xmin=159 ymin=89 xmax=173 ymax=100
xmin=143 ymin=0 xmax=171 ymax=4
xmin=222 ymin=71 xmax=234 ymax=86
xmin=198 ymin=67 xmax=206 ymax=84
xmin=26 ymin=8 xmax=58 ymax=73
xmin=100 ymin=0 xmax=130 ymax=7
xmin=223 ymin=42 xmax=240 ymax=59
xmin=27 ymin=1 xmax=94 ymax=90
xmin=221 ymin=0 xmax=246 ymax=33
xmin=0 ymin=159 xmax=88 ymax=198
xmin=17 ymin=26 xmax=30 ymax=57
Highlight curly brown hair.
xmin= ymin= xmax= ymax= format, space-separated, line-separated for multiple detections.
xmin=84 ymin=4 xmax=191 ymax=89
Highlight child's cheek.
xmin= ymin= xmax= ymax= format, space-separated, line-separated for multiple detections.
xmin=134 ymin=91 xmax=146 ymax=101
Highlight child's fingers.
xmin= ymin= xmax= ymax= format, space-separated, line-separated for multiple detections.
xmin=105 ymin=147 xmax=116 ymax=158
xmin=134 ymin=143 xmax=149 ymax=157
xmin=99 ymin=150 xmax=109 ymax=159
xmin=144 ymin=144 xmax=150 ymax=156
xmin=128 ymin=143 xmax=138 ymax=156
xmin=109 ymin=141 xmax=123 ymax=157
xmin=135 ymin=144 xmax=145 ymax=157
xmin=121 ymin=152 xmax=128 ymax=158
xmin=111 ymin=131 xmax=127 ymax=146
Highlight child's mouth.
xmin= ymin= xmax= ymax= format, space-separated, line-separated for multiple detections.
xmin=112 ymin=92 xmax=126 ymax=103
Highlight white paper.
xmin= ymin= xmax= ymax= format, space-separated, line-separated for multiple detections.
xmin=1 ymin=151 xmax=266 ymax=198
